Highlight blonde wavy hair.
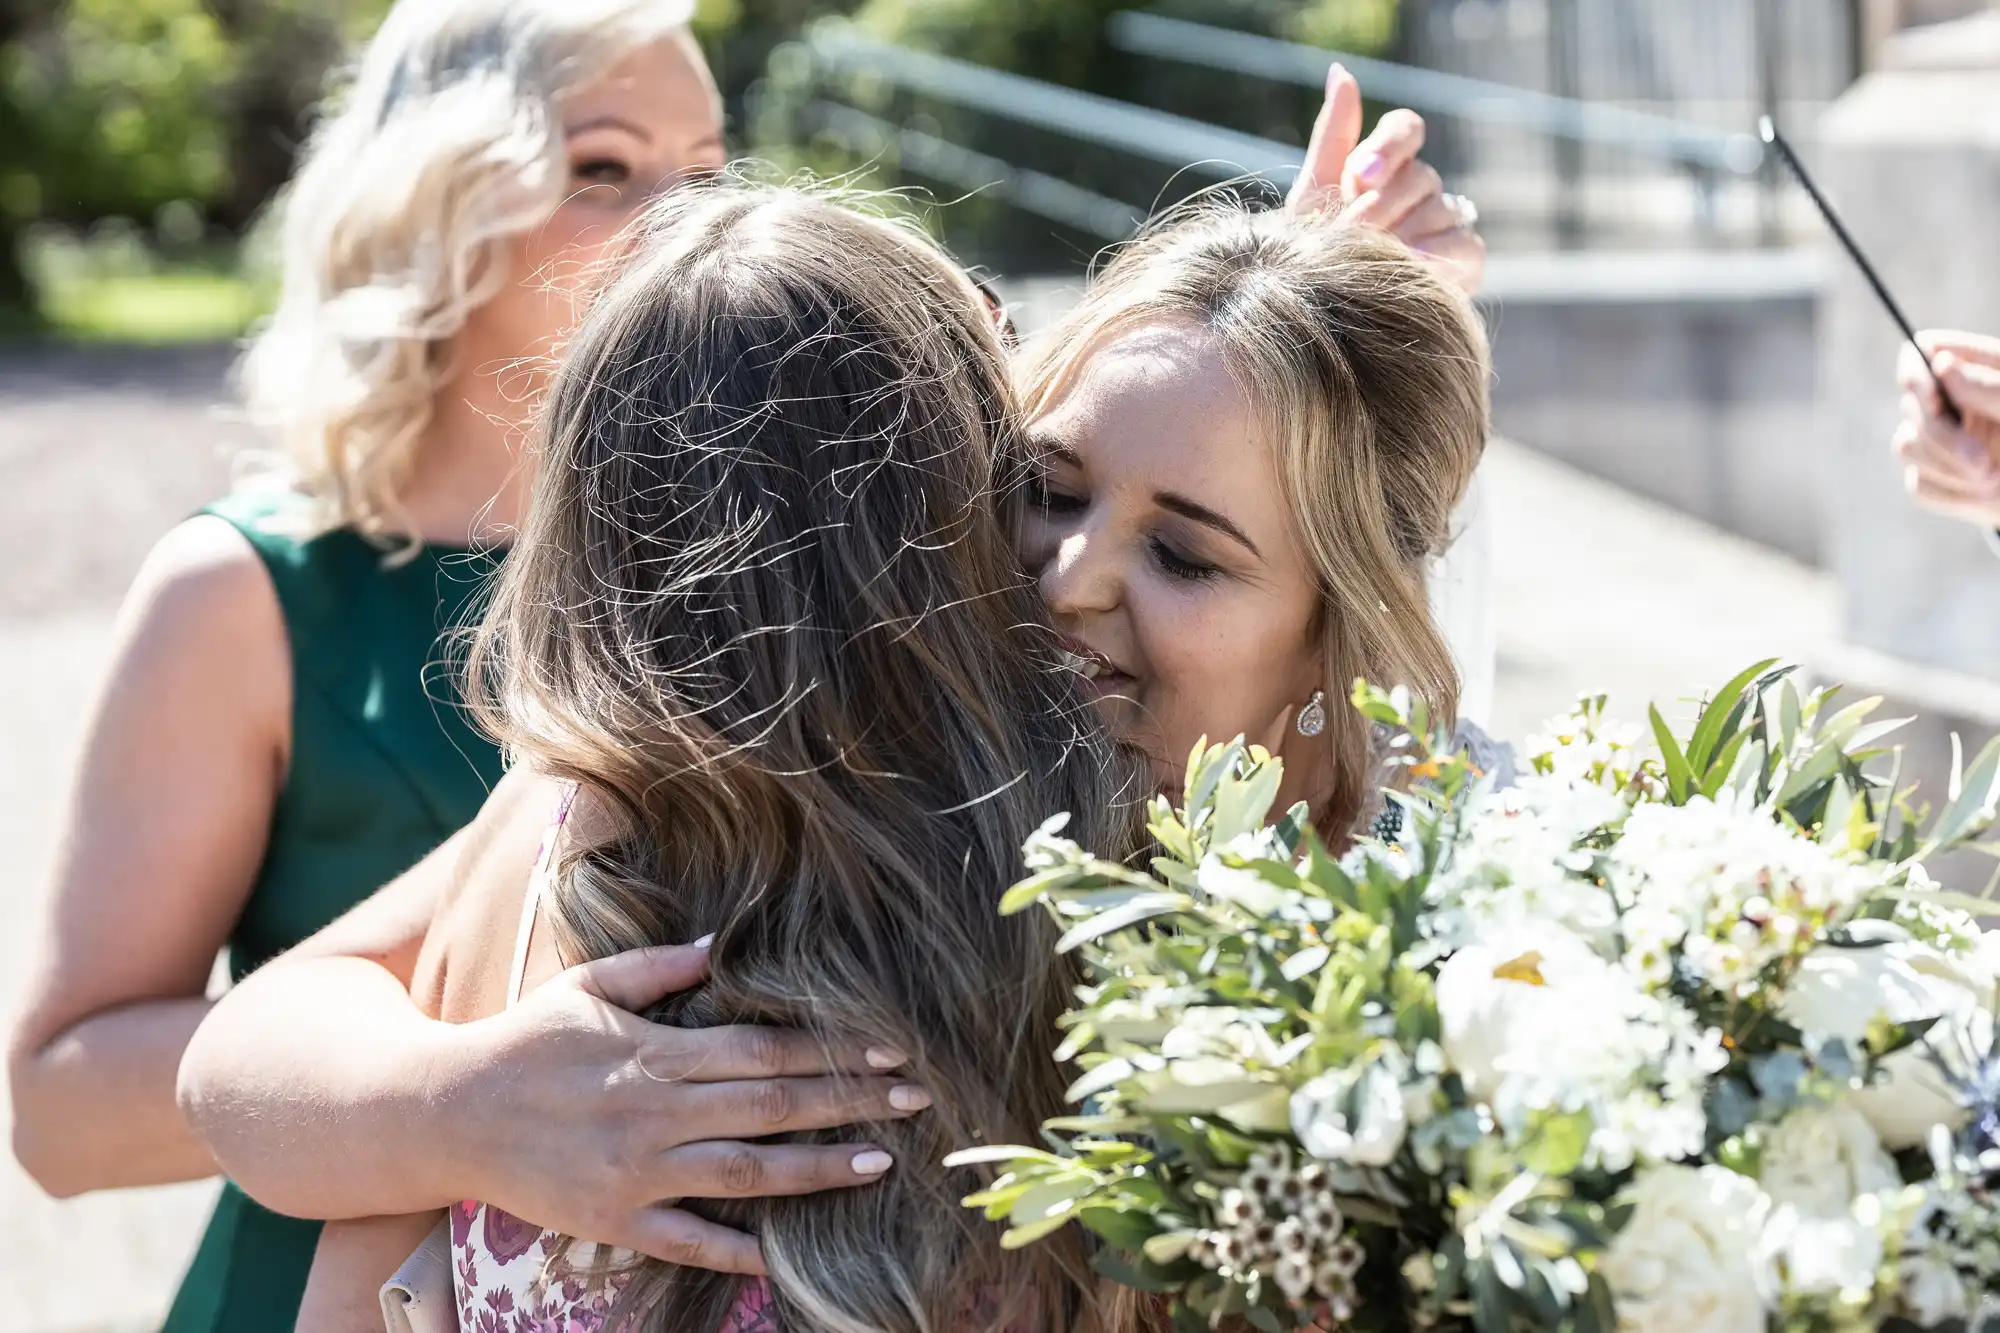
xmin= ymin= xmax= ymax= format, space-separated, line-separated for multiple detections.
xmin=1018 ymin=209 xmax=1492 ymax=838
xmin=238 ymin=0 xmax=700 ymax=546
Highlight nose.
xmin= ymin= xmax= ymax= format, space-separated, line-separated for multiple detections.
xmin=1036 ymin=518 xmax=1123 ymax=621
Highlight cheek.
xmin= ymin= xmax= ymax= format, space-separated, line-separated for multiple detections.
xmin=1133 ymin=582 xmax=1320 ymax=728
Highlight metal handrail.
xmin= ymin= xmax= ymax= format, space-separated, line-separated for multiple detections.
xmin=805 ymin=101 xmax=1140 ymax=240
xmin=806 ymin=22 xmax=1301 ymax=183
xmin=1105 ymin=10 xmax=1765 ymax=177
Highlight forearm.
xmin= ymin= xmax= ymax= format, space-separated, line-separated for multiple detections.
xmin=10 ymin=997 xmax=219 ymax=1196
xmin=177 ymin=956 xmax=476 ymax=1219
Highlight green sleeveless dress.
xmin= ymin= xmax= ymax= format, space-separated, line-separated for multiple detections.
xmin=161 ymin=490 xmax=507 ymax=1333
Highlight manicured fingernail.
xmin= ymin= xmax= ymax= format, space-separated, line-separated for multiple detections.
xmin=1324 ymin=61 xmax=1347 ymax=95
xmin=865 ymin=1046 xmax=907 ymax=1069
xmin=692 ymin=934 xmax=714 ymax=949
xmin=852 ymin=1150 xmax=894 ymax=1175
xmin=889 ymin=1085 xmax=932 ymax=1112
xmin=1354 ymin=151 xmax=1388 ymax=186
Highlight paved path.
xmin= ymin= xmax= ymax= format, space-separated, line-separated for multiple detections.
xmin=0 ymin=347 xmax=1837 ymax=1333
xmin=1 ymin=347 xmax=245 ymax=1333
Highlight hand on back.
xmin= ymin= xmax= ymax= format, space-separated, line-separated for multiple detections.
xmin=438 ymin=940 xmax=931 ymax=1275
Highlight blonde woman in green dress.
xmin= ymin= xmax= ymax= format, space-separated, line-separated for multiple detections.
xmin=0 ymin=4 xmax=851 ymax=1329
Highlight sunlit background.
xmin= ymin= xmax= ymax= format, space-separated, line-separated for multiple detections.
xmin=5 ymin=1 xmax=2000 ymax=1327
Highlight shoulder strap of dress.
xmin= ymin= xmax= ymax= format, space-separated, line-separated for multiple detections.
xmin=507 ymin=782 xmax=579 ymax=1009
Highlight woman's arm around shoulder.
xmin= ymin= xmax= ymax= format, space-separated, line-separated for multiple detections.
xmin=7 ymin=514 xmax=289 ymax=1195
xmin=175 ymin=763 xmax=552 ymax=1219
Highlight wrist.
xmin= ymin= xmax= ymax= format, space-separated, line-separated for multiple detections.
xmin=401 ymin=1016 xmax=496 ymax=1208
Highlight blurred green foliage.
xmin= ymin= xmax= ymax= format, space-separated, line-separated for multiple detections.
xmin=750 ymin=0 xmax=1400 ymax=270
xmin=0 ymin=0 xmax=389 ymax=327
xmin=0 ymin=0 xmax=1396 ymax=332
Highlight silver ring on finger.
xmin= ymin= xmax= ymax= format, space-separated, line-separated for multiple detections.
xmin=1442 ymin=193 xmax=1479 ymax=230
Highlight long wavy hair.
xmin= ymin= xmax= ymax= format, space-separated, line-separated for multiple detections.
xmin=1018 ymin=208 xmax=1491 ymax=839
xmin=467 ymin=182 xmax=1147 ymax=1333
xmin=239 ymin=0 xmax=701 ymax=548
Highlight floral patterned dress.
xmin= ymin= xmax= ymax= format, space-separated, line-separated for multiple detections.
xmin=448 ymin=1198 xmax=780 ymax=1333
xmin=446 ymin=786 xmax=782 ymax=1333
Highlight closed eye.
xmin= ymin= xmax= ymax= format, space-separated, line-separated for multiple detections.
xmin=1030 ymin=473 xmax=1088 ymax=514
xmin=1150 ymin=536 xmax=1219 ymax=582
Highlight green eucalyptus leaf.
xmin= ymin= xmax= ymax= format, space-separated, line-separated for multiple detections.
xmin=1779 ymin=680 xmax=1803 ymax=755
xmin=1077 ymin=1205 xmax=1165 ymax=1252
xmin=1242 ymin=1307 xmax=1283 ymax=1333
xmin=1928 ymin=733 xmax=2000 ymax=851
xmin=1092 ymin=1246 xmax=1182 ymax=1293
xmin=1820 ymin=780 xmax=1854 ymax=847
xmin=943 ymin=1145 xmax=1065 ymax=1168
xmin=1874 ymin=885 xmax=1999 ymax=918
xmin=1010 ymin=1176 xmax=1098 ymax=1226
xmin=1187 ymin=737 xmax=1244 ymax=825
xmin=1280 ymin=945 xmax=1331 ymax=981
xmin=1650 ymin=704 xmax=1694 ymax=802
xmin=1847 ymin=716 xmax=1914 ymax=752
xmin=1775 ymin=741 xmax=1841 ymax=808
xmin=998 ymin=867 xmax=1076 ymax=915
xmin=1519 ymin=1110 xmax=1592 ymax=1177
xmin=1136 ymin=1079 xmax=1276 ymax=1114
xmin=1274 ymin=800 xmax=1312 ymax=856
xmin=1055 ymin=893 xmax=1191 ymax=953
xmin=1043 ymin=1113 xmax=1150 ymax=1134
xmin=1000 ymin=1210 xmax=1077 ymax=1249
xmin=1066 ymin=1058 xmax=1136 ymax=1103
xmin=1209 ymin=758 xmax=1283 ymax=847
xmin=1701 ymin=727 xmax=1752 ymax=798
xmin=1819 ymin=695 xmax=1884 ymax=750
xmin=1687 ymin=659 xmax=1777 ymax=774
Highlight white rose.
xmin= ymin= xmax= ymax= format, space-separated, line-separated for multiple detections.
xmin=1900 ymin=1253 xmax=1971 ymax=1327
xmin=1601 ymin=1165 xmax=1771 ymax=1333
xmin=1780 ymin=943 xmax=1984 ymax=1148
xmin=1759 ymin=1204 xmax=1884 ymax=1299
xmin=1758 ymin=1102 xmax=1898 ymax=1218
xmin=1290 ymin=1061 xmax=1407 ymax=1168
xmin=1435 ymin=923 xmax=1617 ymax=1095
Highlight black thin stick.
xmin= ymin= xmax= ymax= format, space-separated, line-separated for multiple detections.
xmin=1759 ymin=115 xmax=1962 ymax=425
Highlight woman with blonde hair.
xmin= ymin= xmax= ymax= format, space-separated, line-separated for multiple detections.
xmin=168 ymin=69 xmax=1493 ymax=1296
xmin=294 ymin=174 xmax=1487 ymax=1332
xmin=0 ymin=3 xmax=905 ymax=1330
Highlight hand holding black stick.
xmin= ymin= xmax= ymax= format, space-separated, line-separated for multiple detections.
xmin=1758 ymin=115 xmax=1964 ymax=426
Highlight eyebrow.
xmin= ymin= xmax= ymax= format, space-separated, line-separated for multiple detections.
xmin=565 ymin=115 xmax=654 ymax=144
xmin=1157 ymin=493 xmax=1261 ymax=558
xmin=1037 ymin=440 xmax=1263 ymax=559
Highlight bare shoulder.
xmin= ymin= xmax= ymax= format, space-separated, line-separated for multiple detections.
xmin=412 ymin=767 xmax=575 ymax=1024
xmin=111 ymin=514 xmax=290 ymax=733
xmin=126 ymin=514 xmax=283 ymax=640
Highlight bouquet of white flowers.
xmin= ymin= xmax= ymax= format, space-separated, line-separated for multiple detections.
xmin=953 ymin=663 xmax=2000 ymax=1333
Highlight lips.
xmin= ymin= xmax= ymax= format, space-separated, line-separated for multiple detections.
xmin=1055 ymin=633 xmax=1136 ymax=699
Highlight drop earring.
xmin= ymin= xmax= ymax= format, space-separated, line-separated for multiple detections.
xmin=1295 ymin=689 xmax=1327 ymax=738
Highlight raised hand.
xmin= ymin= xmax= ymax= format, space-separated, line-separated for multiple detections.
xmin=1893 ymin=330 xmax=2000 ymax=528
xmin=1288 ymin=64 xmax=1484 ymax=298
xmin=444 ymin=942 xmax=929 ymax=1274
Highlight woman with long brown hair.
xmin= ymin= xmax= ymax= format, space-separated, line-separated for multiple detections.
xmin=304 ymin=177 xmax=1145 ymax=1330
